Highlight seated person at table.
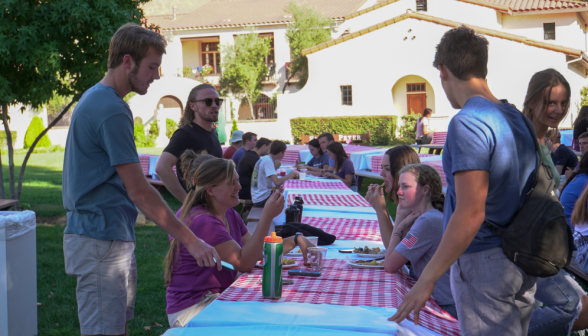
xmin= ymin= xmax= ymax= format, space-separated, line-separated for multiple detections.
xmin=232 ymin=132 xmax=257 ymax=167
xmin=560 ymin=154 xmax=588 ymax=227
xmin=366 ymin=145 xmax=420 ymax=245
xmin=165 ymin=155 xmax=314 ymax=328
xmin=547 ymin=128 xmax=578 ymax=178
xmin=251 ymin=140 xmax=298 ymax=207
xmin=222 ymin=130 xmax=243 ymax=160
xmin=298 ymin=139 xmax=329 ymax=176
xmin=237 ymin=138 xmax=271 ymax=200
xmin=376 ymin=164 xmax=456 ymax=318
xmin=323 ymin=142 xmax=358 ymax=192
xmin=318 ymin=132 xmax=336 ymax=173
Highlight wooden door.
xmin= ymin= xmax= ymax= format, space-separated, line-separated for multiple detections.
xmin=407 ymin=93 xmax=426 ymax=115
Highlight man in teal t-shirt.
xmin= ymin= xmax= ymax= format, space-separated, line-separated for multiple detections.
xmin=62 ymin=23 xmax=221 ymax=335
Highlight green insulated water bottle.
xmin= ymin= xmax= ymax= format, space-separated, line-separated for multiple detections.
xmin=262 ymin=232 xmax=283 ymax=299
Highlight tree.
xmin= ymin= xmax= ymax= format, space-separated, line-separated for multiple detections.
xmin=24 ymin=116 xmax=52 ymax=149
xmin=1 ymin=0 xmax=156 ymax=200
xmin=283 ymin=0 xmax=333 ymax=93
xmin=219 ymin=27 xmax=271 ymax=117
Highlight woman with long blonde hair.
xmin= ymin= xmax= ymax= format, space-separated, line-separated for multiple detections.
xmin=164 ymin=153 xmax=314 ymax=328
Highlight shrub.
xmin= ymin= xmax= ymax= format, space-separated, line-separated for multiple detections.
xmin=231 ymin=119 xmax=238 ymax=134
xmin=166 ymin=119 xmax=178 ymax=139
xmin=399 ymin=113 xmax=419 ymax=140
xmin=149 ymin=120 xmax=159 ymax=138
xmin=24 ymin=116 xmax=51 ymax=148
xmin=290 ymin=115 xmax=397 ymax=145
xmin=134 ymin=117 xmax=154 ymax=147
xmin=0 ymin=131 xmax=17 ymax=148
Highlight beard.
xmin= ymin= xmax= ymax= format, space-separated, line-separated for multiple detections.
xmin=128 ymin=66 xmax=149 ymax=95
xmin=196 ymin=109 xmax=218 ymax=123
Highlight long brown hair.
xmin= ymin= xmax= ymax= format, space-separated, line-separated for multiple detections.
xmin=399 ymin=164 xmax=445 ymax=212
xmin=418 ymin=108 xmax=432 ymax=122
xmin=561 ymin=154 xmax=588 ymax=195
xmin=179 ymin=84 xmax=216 ymax=128
xmin=575 ymin=106 xmax=588 ymax=129
xmin=522 ymin=69 xmax=570 ymax=126
xmin=164 ymin=156 xmax=235 ymax=285
xmin=179 ymin=149 xmax=214 ymax=191
xmin=326 ymin=142 xmax=349 ymax=172
xmin=572 ymin=186 xmax=588 ymax=228
xmin=384 ymin=145 xmax=421 ymax=204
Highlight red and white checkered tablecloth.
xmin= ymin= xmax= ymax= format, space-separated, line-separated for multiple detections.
xmin=432 ymin=132 xmax=447 ymax=145
xmin=423 ymin=160 xmax=447 ymax=187
xmin=287 ymin=193 xmax=370 ymax=207
xmin=371 ymin=154 xmax=435 ymax=173
xmin=282 ymin=150 xmax=300 ymax=165
xmin=139 ymin=154 xmax=154 ymax=176
xmin=302 ymin=216 xmax=381 ymax=241
xmin=218 ymin=259 xmax=460 ymax=336
xmin=283 ymin=180 xmax=349 ymax=190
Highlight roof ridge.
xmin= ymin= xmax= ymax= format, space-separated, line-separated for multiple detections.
xmin=302 ymin=11 xmax=583 ymax=58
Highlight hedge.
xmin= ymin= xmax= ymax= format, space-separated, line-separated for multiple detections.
xmin=290 ymin=115 xmax=397 ymax=145
xmin=0 ymin=131 xmax=17 ymax=148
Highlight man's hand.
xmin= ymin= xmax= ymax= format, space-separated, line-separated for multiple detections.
xmin=184 ymin=238 xmax=223 ymax=271
xmin=388 ymin=278 xmax=435 ymax=325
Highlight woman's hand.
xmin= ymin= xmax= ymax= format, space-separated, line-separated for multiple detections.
xmin=393 ymin=211 xmax=420 ymax=239
xmin=261 ymin=190 xmax=285 ymax=220
xmin=366 ymin=184 xmax=387 ymax=212
xmin=297 ymin=236 xmax=315 ymax=263
xmin=395 ymin=204 xmax=411 ymax=222
xmin=323 ymin=171 xmax=337 ymax=179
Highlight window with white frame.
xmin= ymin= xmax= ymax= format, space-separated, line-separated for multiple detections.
xmin=201 ymin=42 xmax=221 ymax=74
xmin=341 ymin=86 xmax=352 ymax=106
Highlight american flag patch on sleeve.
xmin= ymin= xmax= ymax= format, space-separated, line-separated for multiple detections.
xmin=401 ymin=233 xmax=418 ymax=249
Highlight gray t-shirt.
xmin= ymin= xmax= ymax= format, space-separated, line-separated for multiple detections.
xmin=395 ymin=209 xmax=454 ymax=306
xmin=63 ymin=83 xmax=139 ymax=241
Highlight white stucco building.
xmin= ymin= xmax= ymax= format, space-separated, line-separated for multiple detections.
xmin=279 ymin=0 xmax=588 ymax=138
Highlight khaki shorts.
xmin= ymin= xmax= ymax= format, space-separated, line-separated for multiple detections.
xmin=64 ymin=234 xmax=136 ymax=335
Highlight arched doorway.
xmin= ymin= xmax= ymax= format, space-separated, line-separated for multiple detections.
xmin=157 ymin=95 xmax=183 ymax=111
xmin=237 ymin=94 xmax=277 ymax=120
xmin=391 ymin=75 xmax=435 ymax=116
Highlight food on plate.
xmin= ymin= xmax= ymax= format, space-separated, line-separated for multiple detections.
xmin=283 ymin=258 xmax=296 ymax=265
xmin=353 ymin=246 xmax=382 ymax=254
xmin=352 ymin=260 xmax=385 ymax=266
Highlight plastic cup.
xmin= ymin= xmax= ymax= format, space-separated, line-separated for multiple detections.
xmin=307 ymin=247 xmax=327 ymax=271
xmin=306 ymin=236 xmax=318 ymax=246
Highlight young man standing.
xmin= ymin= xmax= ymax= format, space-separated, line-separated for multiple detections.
xmin=223 ymin=130 xmax=243 ymax=159
xmin=237 ymin=137 xmax=271 ymax=200
xmin=156 ymin=84 xmax=223 ymax=202
xmin=391 ymin=26 xmax=537 ymax=335
xmin=251 ymin=140 xmax=298 ymax=207
xmin=62 ymin=23 xmax=221 ymax=336
xmin=232 ymin=132 xmax=257 ymax=167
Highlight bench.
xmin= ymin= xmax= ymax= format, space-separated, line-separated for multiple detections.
xmin=301 ymin=131 xmax=370 ymax=145
xmin=0 ymin=199 xmax=19 ymax=211
xmin=411 ymin=131 xmax=447 ymax=155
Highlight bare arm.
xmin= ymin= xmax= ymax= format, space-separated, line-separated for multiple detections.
xmin=116 ymin=162 xmax=221 ymax=270
xmin=390 ymin=170 xmax=488 ymax=324
xmin=269 ymin=171 xmax=298 ymax=187
xmin=324 ymin=171 xmax=353 ymax=187
xmin=384 ymin=212 xmax=420 ymax=273
xmin=555 ymin=165 xmax=564 ymax=175
xmin=155 ymin=152 xmax=188 ymax=202
xmin=366 ymin=184 xmax=394 ymax=245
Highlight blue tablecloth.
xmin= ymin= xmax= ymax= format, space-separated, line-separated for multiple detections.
xmin=561 ymin=129 xmax=573 ymax=147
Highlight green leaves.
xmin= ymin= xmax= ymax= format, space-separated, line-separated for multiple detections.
xmin=284 ymin=1 xmax=332 ymax=89
xmin=0 ymin=0 xmax=152 ymax=109
xmin=290 ymin=116 xmax=397 ymax=145
xmin=219 ymin=27 xmax=271 ymax=111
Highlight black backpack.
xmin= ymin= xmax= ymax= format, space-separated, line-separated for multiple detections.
xmin=485 ymin=115 xmax=574 ymax=278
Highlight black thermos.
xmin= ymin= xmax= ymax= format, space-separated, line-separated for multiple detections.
xmin=285 ymin=204 xmax=300 ymax=223
xmin=293 ymin=196 xmax=304 ymax=222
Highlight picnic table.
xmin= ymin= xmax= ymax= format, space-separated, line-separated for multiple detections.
xmin=163 ymin=175 xmax=460 ymax=336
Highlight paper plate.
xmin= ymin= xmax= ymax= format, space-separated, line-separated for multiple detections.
xmin=285 ymin=248 xmax=303 ymax=257
xmin=255 ymin=260 xmax=298 ymax=269
xmin=346 ymin=260 xmax=385 ymax=269
xmin=354 ymin=252 xmax=386 ymax=258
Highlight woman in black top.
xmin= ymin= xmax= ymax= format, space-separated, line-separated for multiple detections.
xmin=573 ymin=106 xmax=588 ymax=150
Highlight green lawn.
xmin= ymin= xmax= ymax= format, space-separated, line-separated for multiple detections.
xmin=22 ymin=148 xmax=388 ymax=334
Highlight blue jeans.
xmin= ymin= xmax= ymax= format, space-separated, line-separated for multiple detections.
xmin=528 ymin=269 xmax=582 ymax=336
xmin=451 ymin=247 xmax=537 ymax=336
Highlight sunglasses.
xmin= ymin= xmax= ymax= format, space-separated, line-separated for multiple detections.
xmin=194 ymin=98 xmax=224 ymax=107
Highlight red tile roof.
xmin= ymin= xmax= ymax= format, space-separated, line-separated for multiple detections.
xmin=149 ymin=0 xmax=369 ymax=31
xmin=481 ymin=0 xmax=587 ymax=12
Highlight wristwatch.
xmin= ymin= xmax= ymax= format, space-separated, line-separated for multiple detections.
xmin=294 ymin=232 xmax=302 ymax=246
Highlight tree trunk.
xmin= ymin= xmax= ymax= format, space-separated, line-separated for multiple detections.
xmin=244 ymin=91 xmax=255 ymax=120
xmin=16 ymin=91 xmax=84 ymax=200
xmin=2 ymin=104 xmax=15 ymax=199
xmin=0 ymin=104 xmax=7 ymax=199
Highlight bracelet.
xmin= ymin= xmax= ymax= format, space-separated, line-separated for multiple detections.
xmin=294 ymin=232 xmax=302 ymax=246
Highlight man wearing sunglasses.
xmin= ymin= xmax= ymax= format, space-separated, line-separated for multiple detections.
xmin=156 ymin=84 xmax=224 ymax=202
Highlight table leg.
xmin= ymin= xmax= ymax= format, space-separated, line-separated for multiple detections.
xmin=357 ymin=175 xmax=364 ymax=190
